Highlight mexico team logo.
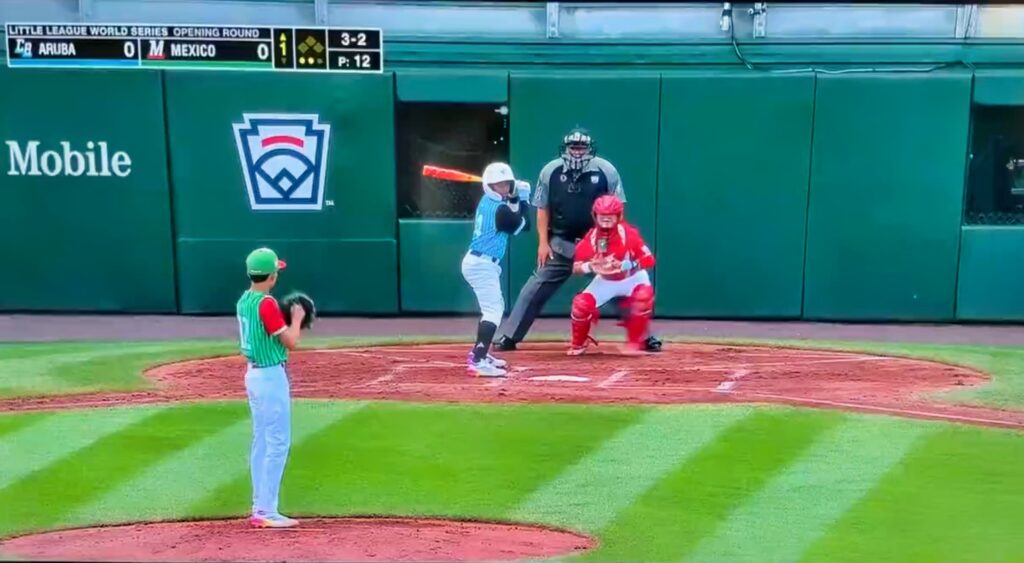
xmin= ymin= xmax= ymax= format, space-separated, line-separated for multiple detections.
xmin=233 ymin=113 xmax=331 ymax=211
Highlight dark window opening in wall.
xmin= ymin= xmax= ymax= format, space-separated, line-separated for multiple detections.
xmin=396 ymin=102 xmax=509 ymax=219
xmin=965 ymin=105 xmax=1024 ymax=225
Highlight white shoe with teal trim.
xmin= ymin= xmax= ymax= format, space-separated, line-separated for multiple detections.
xmin=467 ymin=352 xmax=508 ymax=369
xmin=467 ymin=357 xmax=507 ymax=377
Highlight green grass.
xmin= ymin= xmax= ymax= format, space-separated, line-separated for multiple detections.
xmin=1 ymin=335 xmax=1023 ymax=561
xmin=0 ymin=401 xmax=1021 ymax=562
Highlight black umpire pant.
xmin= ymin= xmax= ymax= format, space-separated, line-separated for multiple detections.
xmin=496 ymin=245 xmax=575 ymax=344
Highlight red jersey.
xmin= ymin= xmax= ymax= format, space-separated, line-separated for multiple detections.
xmin=575 ymin=222 xmax=655 ymax=281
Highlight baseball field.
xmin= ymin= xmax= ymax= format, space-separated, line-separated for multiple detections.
xmin=1 ymin=317 xmax=1023 ymax=562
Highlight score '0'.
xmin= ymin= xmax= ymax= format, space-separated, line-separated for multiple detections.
xmin=257 ymin=43 xmax=269 ymax=60
xmin=124 ymin=40 xmax=136 ymax=58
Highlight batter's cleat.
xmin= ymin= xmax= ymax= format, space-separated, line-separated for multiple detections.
xmin=493 ymin=336 xmax=518 ymax=352
xmin=644 ymin=335 xmax=663 ymax=352
xmin=466 ymin=352 xmax=508 ymax=370
xmin=249 ymin=513 xmax=299 ymax=528
xmin=467 ymin=358 xmax=507 ymax=378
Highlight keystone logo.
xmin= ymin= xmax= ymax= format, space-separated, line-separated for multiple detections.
xmin=5 ymin=140 xmax=132 ymax=177
xmin=233 ymin=113 xmax=331 ymax=211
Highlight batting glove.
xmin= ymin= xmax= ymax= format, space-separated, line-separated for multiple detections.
xmin=620 ymin=259 xmax=636 ymax=272
xmin=515 ymin=180 xmax=532 ymax=201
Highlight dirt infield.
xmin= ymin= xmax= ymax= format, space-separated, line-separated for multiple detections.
xmin=2 ymin=342 xmax=1023 ymax=429
xmin=0 ymin=517 xmax=596 ymax=562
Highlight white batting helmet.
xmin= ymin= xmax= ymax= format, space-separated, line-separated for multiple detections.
xmin=481 ymin=162 xmax=516 ymax=200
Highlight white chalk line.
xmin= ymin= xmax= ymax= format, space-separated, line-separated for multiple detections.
xmin=714 ymin=369 xmax=751 ymax=392
xmin=598 ymin=370 xmax=629 ymax=388
xmin=734 ymin=391 xmax=1024 ymax=429
xmin=628 ymin=356 xmax=896 ymax=373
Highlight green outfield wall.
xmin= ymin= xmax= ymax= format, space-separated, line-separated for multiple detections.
xmin=4 ymin=63 xmax=1024 ymax=321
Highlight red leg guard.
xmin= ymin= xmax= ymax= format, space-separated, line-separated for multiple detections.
xmin=624 ymin=284 xmax=654 ymax=346
xmin=570 ymin=292 xmax=599 ymax=347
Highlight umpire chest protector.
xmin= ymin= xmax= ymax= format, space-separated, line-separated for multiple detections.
xmin=548 ymin=166 xmax=610 ymax=242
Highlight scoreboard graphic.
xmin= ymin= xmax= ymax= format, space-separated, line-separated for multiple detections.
xmin=5 ymin=23 xmax=383 ymax=73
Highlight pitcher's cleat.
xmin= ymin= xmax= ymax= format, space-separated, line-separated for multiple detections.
xmin=249 ymin=513 xmax=299 ymax=528
xmin=467 ymin=357 xmax=507 ymax=377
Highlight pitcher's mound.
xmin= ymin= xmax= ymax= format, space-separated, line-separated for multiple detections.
xmin=0 ymin=517 xmax=597 ymax=562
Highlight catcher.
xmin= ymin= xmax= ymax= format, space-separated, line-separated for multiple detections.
xmin=567 ymin=195 xmax=656 ymax=356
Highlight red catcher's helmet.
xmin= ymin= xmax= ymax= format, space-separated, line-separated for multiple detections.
xmin=592 ymin=195 xmax=624 ymax=231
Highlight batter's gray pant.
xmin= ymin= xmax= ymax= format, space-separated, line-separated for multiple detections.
xmin=496 ymin=250 xmax=574 ymax=344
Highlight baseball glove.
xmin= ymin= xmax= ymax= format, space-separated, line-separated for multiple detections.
xmin=280 ymin=291 xmax=316 ymax=330
xmin=590 ymin=257 xmax=621 ymax=277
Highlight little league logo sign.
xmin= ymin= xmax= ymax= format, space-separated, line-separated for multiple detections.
xmin=233 ymin=113 xmax=331 ymax=211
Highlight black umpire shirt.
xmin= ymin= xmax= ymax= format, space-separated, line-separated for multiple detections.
xmin=531 ymin=156 xmax=627 ymax=257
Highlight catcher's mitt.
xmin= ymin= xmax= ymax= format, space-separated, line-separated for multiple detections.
xmin=280 ymin=291 xmax=316 ymax=330
xmin=590 ymin=256 xmax=621 ymax=277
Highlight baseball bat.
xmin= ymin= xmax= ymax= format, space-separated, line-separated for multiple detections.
xmin=422 ymin=164 xmax=482 ymax=183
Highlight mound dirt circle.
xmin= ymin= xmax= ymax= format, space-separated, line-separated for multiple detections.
xmin=2 ymin=342 xmax=1022 ymax=429
xmin=0 ymin=517 xmax=597 ymax=562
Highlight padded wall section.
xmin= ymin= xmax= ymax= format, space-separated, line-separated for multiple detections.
xmin=177 ymin=239 xmax=397 ymax=314
xmin=397 ymin=70 xmax=508 ymax=102
xmin=803 ymin=72 xmax=971 ymax=321
xmin=0 ymin=68 xmax=176 ymax=312
xmin=657 ymin=72 xmax=815 ymax=318
xmin=956 ymin=227 xmax=1024 ymax=321
xmin=165 ymin=71 xmax=397 ymax=313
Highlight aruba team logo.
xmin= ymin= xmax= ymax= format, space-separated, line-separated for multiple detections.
xmin=233 ymin=113 xmax=331 ymax=211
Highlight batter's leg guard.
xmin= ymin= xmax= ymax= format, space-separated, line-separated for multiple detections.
xmin=623 ymin=284 xmax=655 ymax=352
xmin=569 ymin=292 xmax=599 ymax=355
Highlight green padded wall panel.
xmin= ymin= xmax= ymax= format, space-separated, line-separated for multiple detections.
xmin=956 ymin=227 xmax=1024 ymax=321
xmin=657 ymin=71 xmax=814 ymax=318
xmin=804 ymin=71 xmax=971 ymax=321
xmin=165 ymin=71 xmax=395 ymax=240
xmin=397 ymin=70 xmax=508 ymax=102
xmin=0 ymin=68 xmax=176 ymax=312
xmin=399 ymin=220 xmax=510 ymax=313
xmin=177 ymin=239 xmax=397 ymax=314
xmin=973 ymin=70 xmax=1024 ymax=105
xmin=507 ymin=72 xmax=660 ymax=318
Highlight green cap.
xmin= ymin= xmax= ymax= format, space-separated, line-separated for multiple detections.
xmin=246 ymin=247 xmax=287 ymax=276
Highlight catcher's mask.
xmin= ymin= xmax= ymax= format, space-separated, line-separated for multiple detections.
xmin=561 ymin=127 xmax=595 ymax=173
xmin=592 ymin=195 xmax=624 ymax=234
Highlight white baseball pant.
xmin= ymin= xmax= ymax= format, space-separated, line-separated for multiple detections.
xmin=584 ymin=270 xmax=652 ymax=306
xmin=461 ymin=252 xmax=504 ymax=325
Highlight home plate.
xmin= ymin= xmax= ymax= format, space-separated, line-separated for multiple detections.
xmin=528 ymin=375 xmax=591 ymax=383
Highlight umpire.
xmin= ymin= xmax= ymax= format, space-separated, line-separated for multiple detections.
xmin=494 ymin=127 xmax=662 ymax=352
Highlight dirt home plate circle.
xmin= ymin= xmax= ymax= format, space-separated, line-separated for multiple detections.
xmin=1 ymin=341 xmax=1022 ymax=562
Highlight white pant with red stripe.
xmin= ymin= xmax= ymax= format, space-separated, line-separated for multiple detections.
xmin=584 ymin=269 xmax=651 ymax=306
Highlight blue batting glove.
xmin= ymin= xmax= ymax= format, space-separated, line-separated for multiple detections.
xmin=515 ymin=180 xmax=532 ymax=201
xmin=620 ymin=259 xmax=635 ymax=272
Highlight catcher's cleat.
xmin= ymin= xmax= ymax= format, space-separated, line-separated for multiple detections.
xmin=644 ymin=335 xmax=663 ymax=352
xmin=567 ymin=336 xmax=599 ymax=356
xmin=620 ymin=342 xmax=647 ymax=356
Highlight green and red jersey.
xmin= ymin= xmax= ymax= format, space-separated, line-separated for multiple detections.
xmin=236 ymin=290 xmax=288 ymax=367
